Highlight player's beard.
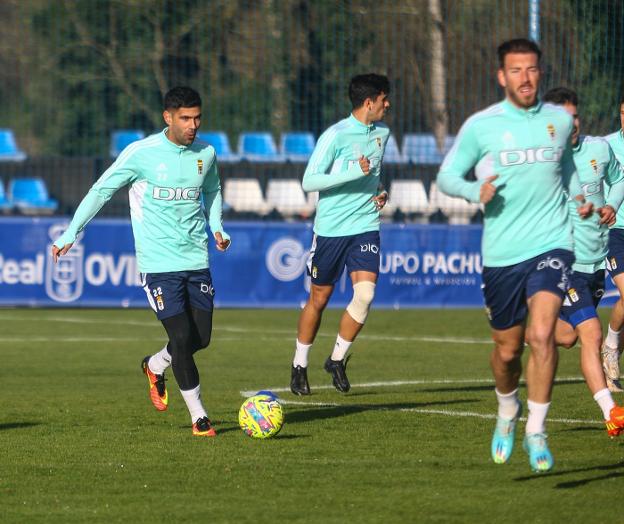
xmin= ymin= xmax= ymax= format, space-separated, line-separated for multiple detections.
xmin=508 ymin=85 xmax=538 ymax=109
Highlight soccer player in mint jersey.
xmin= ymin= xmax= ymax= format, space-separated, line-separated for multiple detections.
xmin=52 ymin=87 xmax=230 ymax=437
xmin=290 ymin=74 xmax=390 ymax=396
xmin=543 ymin=87 xmax=624 ymax=438
xmin=601 ymin=95 xmax=624 ymax=392
xmin=437 ymin=39 xmax=593 ymax=472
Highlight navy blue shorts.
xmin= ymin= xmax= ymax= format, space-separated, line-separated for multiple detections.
xmin=142 ymin=269 xmax=215 ymax=321
xmin=607 ymin=228 xmax=624 ymax=277
xmin=559 ymin=269 xmax=605 ymax=328
xmin=481 ymin=249 xmax=574 ymax=330
xmin=307 ymin=231 xmax=380 ymax=285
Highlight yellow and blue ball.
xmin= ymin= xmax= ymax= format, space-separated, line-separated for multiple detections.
xmin=239 ymin=393 xmax=284 ymax=439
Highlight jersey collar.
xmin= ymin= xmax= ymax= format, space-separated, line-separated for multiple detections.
xmin=160 ymin=128 xmax=189 ymax=152
xmin=572 ymin=135 xmax=585 ymax=153
xmin=501 ymin=98 xmax=542 ymax=117
xmin=349 ymin=113 xmax=376 ymax=131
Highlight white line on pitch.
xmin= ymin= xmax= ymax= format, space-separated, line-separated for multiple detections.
xmin=398 ymin=408 xmax=601 ymax=425
xmin=240 ymin=376 xmax=585 ymax=397
xmin=0 ymin=313 xmax=492 ymax=345
xmin=0 ymin=335 xmax=270 ymax=343
xmin=251 ymin=400 xmax=601 ymax=425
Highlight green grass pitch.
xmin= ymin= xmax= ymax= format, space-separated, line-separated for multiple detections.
xmin=1 ymin=308 xmax=623 ymax=523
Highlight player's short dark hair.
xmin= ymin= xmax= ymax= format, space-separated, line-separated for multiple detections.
xmin=497 ymin=38 xmax=542 ymax=68
xmin=348 ymin=74 xmax=390 ymax=109
xmin=163 ymin=86 xmax=202 ymax=110
xmin=619 ymin=92 xmax=624 ymax=107
xmin=543 ymin=87 xmax=579 ymax=106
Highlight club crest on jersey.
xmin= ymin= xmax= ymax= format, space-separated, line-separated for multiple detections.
xmin=197 ymin=159 xmax=203 ymax=175
xmin=590 ymin=159 xmax=598 ymax=174
xmin=568 ymin=288 xmax=579 ymax=303
xmin=547 ymin=124 xmax=555 ymax=139
xmin=312 ymin=266 xmax=318 ymax=279
xmin=376 ymin=137 xmax=382 ymax=148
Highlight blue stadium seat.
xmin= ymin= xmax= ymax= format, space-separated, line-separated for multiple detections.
xmin=402 ymin=133 xmax=455 ymax=165
xmin=110 ymin=129 xmax=145 ymax=158
xmin=382 ymin=134 xmax=406 ymax=164
xmin=0 ymin=129 xmax=26 ymax=161
xmin=238 ymin=132 xmax=284 ymax=162
xmin=0 ymin=180 xmax=12 ymax=212
xmin=10 ymin=177 xmax=58 ymax=215
xmin=280 ymin=132 xmax=315 ymax=162
xmin=196 ymin=131 xmax=239 ymax=162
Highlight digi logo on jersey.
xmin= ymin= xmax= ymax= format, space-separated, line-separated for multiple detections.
xmin=581 ymin=181 xmax=602 ymax=198
xmin=499 ymin=146 xmax=563 ymax=166
xmin=152 ymin=186 xmax=201 ymax=201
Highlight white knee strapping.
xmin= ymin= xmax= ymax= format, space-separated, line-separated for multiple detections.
xmin=346 ymin=281 xmax=376 ymax=324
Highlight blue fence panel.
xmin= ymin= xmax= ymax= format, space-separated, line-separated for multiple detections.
xmin=2 ymin=217 xmax=609 ymax=309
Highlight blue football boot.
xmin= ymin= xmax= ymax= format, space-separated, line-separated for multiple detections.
xmin=491 ymin=403 xmax=522 ymax=464
xmin=523 ymin=432 xmax=554 ymax=472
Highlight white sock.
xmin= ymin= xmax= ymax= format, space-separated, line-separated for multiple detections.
xmin=525 ymin=400 xmax=550 ymax=435
xmin=495 ymin=388 xmax=520 ymax=419
xmin=293 ymin=339 xmax=312 ymax=368
xmin=594 ymin=388 xmax=616 ymax=420
xmin=180 ymin=385 xmax=208 ymax=423
xmin=330 ymin=334 xmax=352 ymax=361
xmin=606 ymin=326 xmax=621 ymax=349
xmin=148 ymin=344 xmax=172 ymax=375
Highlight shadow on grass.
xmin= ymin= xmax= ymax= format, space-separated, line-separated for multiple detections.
xmin=285 ymin=398 xmax=480 ymax=424
xmin=514 ymin=460 xmax=624 ymax=489
xmin=560 ymin=426 xmax=602 ymax=433
xmin=0 ymin=422 xmax=41 ymax=431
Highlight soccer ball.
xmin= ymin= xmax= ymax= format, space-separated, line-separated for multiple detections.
xmin=239 ymin=393 xmax=284 ymax=439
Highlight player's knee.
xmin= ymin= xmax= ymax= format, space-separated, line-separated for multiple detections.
xmin=346 ymin=281 xmax=376 ymax=324
xmin=195 ymin=331 xmax=212 ymax=350
xmin=526 ymin=327 xmax=553 ymax=350
xmin=309 ymin=291 xmax=331 ymax=311
xmin=168 ymin=330 xmax=194 ymax=355
xmin=558 ymin=334 xmax=577 ymax=350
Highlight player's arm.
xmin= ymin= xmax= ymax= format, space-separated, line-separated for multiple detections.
xmin=604 ymin=145 xmax=624 ymax=214
xmin=371 ymin=182 xmax=388 ymax=210
xmin=436 ymin=119 xmax=489 ymax=203
xmin=561 ymin=146 xmax=593 ymax=219
xmin=301 ymin=130 xmax=368 ymax=192
xmin=52 ymin=156 xmax=137 ymax=262
xmin=201 ymin=156 xmax=230 ymax=251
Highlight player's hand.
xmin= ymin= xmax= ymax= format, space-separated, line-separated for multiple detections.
xmin=359 ymin=155 xmax=371 ymax=175
xmin=214 ymin=232 xmax=230 ymax=251
xmin=577 ymin=199 xmax=594 ymax=219
xmin=480 ymin=175 xmax=498 ymax=204
xmin=597 ymin=205 xmax=616 ymax=226
xmin=372 ymin=191 xmax=388 ymax=211
xmin=51 ymin=243 xmax=73 ymax=263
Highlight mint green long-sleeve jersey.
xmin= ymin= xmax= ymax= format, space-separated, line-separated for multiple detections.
xmin=54 ymin=129 xmax=228 ymax=273
xmin=302 ymin=114 xmax=390 ymax=237
xmin=604 ymin=130 xmax=624 ymax=230
xmin=570 ymin=135 xmax=624 ymax=272
xmin=437 ymin=99 xmax=582 ymax=267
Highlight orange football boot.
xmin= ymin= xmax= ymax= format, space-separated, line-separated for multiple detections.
xmin=192 ymin=416 xmax=217 ymax=437
xmin=605 ymin=405 xmax=624 ymax=437
xmin=141 ymin=356 xmax=168 ymax=411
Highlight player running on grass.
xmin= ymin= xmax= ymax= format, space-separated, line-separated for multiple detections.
xmin=437 ymin=39 xmax=593 ymax=472
xmin=52 ymin=86 xmax=230 ymax=437
xmin=543 ymin=87 xmax=624 ymax=437
xmin=290 ymin=73 xmax=390 ymax=395
xmin=601 ymin=95 xmax=624 ymax=392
